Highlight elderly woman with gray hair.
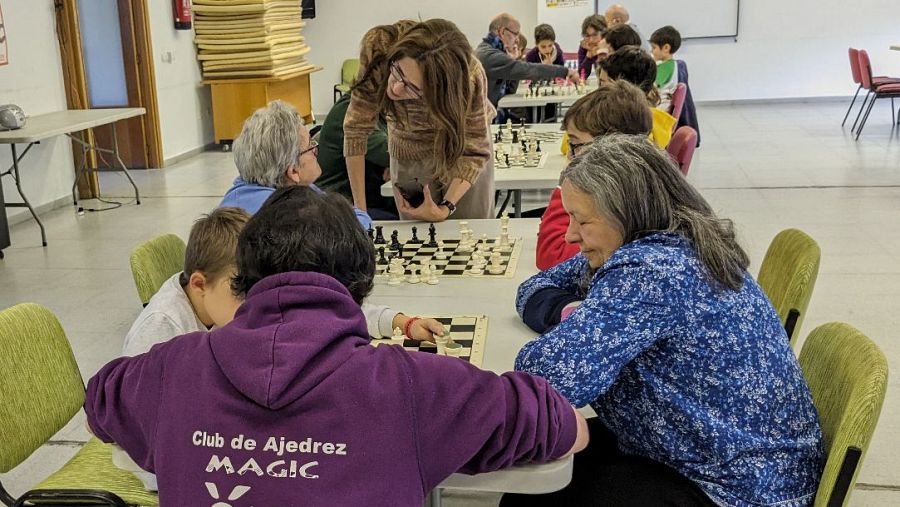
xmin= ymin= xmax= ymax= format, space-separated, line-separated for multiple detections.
xmin=503 ymin=134 xmax=824 ymax=506
xmin=220 ymin=100 xmax=372 ymax=229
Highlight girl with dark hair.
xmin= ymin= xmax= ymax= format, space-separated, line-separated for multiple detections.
xmin=345 ymin=19 xmax=496 ymax=221
xmin=504 ymin=134 xmax=824 ymax=507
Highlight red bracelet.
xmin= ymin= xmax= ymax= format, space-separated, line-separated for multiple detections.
xmin=404 ymin=317 xmax=420 ymax=339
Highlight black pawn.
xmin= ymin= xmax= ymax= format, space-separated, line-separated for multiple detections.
xmin=495 ymin=131 xmax=502 ymax=143
xmin=536 ymin=140 xmax=542 ymax=153
xmin=390 ymin=230 xmax=401 ymax=251
xmin=377 ymin=247 xmax=388 ymax=265
xmin=512 ymin=130 xmax=519 ymax=144
xmin=504 ymin=154 xmax=510 ymax=166
xmin=426 ymin=224 xmax=438 ymax=248
xmin=374 ymin=225 xmax=386 ymax=244
xmin=520 ymin=118 xmax=526 ymax=128
xmin=409 ymin=226 xmax=423 ymax=244
xmin=367 ymin=227 xmax=374 ymax=242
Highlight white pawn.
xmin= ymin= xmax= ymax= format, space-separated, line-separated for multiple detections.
xmin=392 ymin=326 xmax=405 ymax=341
xmin=426 ymin=264 xmax=440 ymax=285
xmin=420 ymin=263 xmax=431 ymax=282
xmin=435 ymin=240 xmax=448 ymax=259
xmin=407 ymin=263 xmax=421 ymax=284
xmin=489 ymin=250 xmax=504 ymax=274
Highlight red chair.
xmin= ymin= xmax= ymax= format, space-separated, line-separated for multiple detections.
xmin=847 ymin=48 xmax=900 ymax=129
xmin=667 ymin=126 xmax=698 ymax=176
xmin=669 ymin=83 xmax=687 ymax=132
xmin=854 ymin=50 xmax=900 ymax=140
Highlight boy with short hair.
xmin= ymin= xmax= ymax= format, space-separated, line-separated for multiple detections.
xmin=122 ymin=207 xmax=250 ymax=357
xmin=87 ymin=186 xmax=589 ymax=506
xmin=649 ymin=25 xmax=682 ymax=112
xmin=526 ymin=24 xmax=564 ymax=66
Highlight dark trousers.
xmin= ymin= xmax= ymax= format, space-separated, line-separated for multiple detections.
xmin=501 ymin=418 xmax=718 ymax=507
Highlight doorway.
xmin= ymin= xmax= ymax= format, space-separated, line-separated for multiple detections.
xmin=54 ymin=0 xmax=162 ymax=199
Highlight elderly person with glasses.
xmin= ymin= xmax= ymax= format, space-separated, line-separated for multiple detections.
xmin=220 ymin=100 xmax=372 ymax=229
xmin=475 ymin=12 xmax=581 ymax=110
xmin=503 ymin=134 xmax=824 ymax=507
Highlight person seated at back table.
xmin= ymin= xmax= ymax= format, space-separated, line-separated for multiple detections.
xmin=537 ymin=80 xmax=653 ymax=271
xmin=577 ymin=14 xmax=607 ymax=78
xmin=85 ymin=185 xmax=590 ymax=506
xmin=504 ymin=134 xmax=824 ymax=507
xmin=598 ymin=23 xmax=642 ymax=56
xmin=315 ymin=92 xmax=398 ymax=220
xmin=598 ymin=46 xmax=676 ymax=148
xmin=220 ymin=100 xmax=373 ymax=229
xmin=526 ymin=24 xmax=565 ymax=66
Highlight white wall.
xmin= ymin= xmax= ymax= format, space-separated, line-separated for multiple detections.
xmin=302 ymin=0 xmax=537 ymax=116
xmin=0 ymin=2 xmax=75 ymax=223
xmin=538 ymin=0 xmax=900 ymax=101
xmin=147 ymin=0 xmax=213 ymax=162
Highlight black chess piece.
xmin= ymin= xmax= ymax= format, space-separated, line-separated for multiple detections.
xmin=374 ymin=225 xmax=386 ymax=244
xmin=390 ymin=230 xmax=401 ymax=251
xmin=512 ymin=130 xmax=519 ymax=144
xmin=377 ymin=247 xmax=388 ymax=265
xmin=495 ymin=131 xmax=502 ymax=143
xmin=426 ymin=224 xmax=438 ymax=247
xmin=519 ymin=118 xmax=526 ymax=128
xmin=536 ymin=140 xmax=542 ymax=153
xmin=367 ymin=227 xmax=374 ymax=241
xmin=521 ymin=140 xmax=528 ymax=152
xmin=504 ymin=154 xmax=510 ymax=166
xmin=409 ymin=226 xmax=423 ymax=244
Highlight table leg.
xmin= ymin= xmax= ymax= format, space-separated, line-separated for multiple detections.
xmin=424 ymin=488 xmax=442 ymax=507
xmin=514 ymin=189 xmax=522 ymax=218
xmin=71 ymin=131 xmax=90 ymax=206
xmin=9 ymin=144 xmax=47 ymax=246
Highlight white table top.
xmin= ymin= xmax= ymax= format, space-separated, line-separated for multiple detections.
xmin=498 ymin=83 xmax=598 ymax=109
xmin=0 ymin=108 xmax=146 ymax=144
xmin=371 ymin=218 xmax=575 ymax=493
xmin=380 ymin=124 xmax=567 ymax=197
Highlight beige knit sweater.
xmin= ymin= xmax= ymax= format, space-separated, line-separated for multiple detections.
xmin=343 ymin=58 xmax=496 ymax=184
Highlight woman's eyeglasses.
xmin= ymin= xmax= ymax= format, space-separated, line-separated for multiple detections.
xmin=299 ymin=139 xmax=319 ymax=157
xmin=568 ymin=140 xmax=589 ymax=157
xmin=389 ymin=61 xmax=423 ymax=99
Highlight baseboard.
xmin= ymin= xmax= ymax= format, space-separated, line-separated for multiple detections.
xmin=6 ymin=195 xmax=73 ymax=226
xmin=696 ymin=95 xmax=853 ymax=106
xmin=162 ymin=143 xmax=218 ymax=167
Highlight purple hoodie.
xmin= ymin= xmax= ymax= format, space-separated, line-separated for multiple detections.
xmin=86 ymin=272 xmax=577 ymax=506
xmin=525 ymin=43 xmax=565 ymax=66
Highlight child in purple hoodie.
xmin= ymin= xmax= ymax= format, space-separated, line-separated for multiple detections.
xmin=85 ymin=186 xmax=588 ymax=506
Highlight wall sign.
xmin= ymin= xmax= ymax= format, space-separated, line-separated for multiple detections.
xmin=545 ymin=0 xmax=590 ymax=7
xmin=0 ymin=1 xmax=7 ymax=66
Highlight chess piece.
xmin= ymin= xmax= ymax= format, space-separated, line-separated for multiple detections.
xmin=435 ymin=240 xmax=448 ymax=259
xmin=367 ymin=227 xmax=374 ymax=242
xmin=407 ymin=264 xmax=421 ymax=284
xmin=488 ymin=250 xmax=504 ymax=274
xmin=505 ymin=118 xmax=513 ymax=133
xmin=377 ymin=247 xmax=388 ymax=265
xmin=504 ymin=154 xmax=510 ymax=167
xmin=409 ymin=226 xmax=423 ymax=244
xmin=427 ymin=264 xmax=440 ymax=285
xmin=426 ymin=224 xmax=438 ymax=247
xmin=390 ymin=230 xmax=401 ymax=251
xmin=512 ymin=130 xmax=519 ymax=144
xmin=499 ymin=227 xmax=511 ymax=252
xmin=387 ymin=262 xmax=403 ymax=286
xmin=536 ymin=140 xmax=542 ymax=153
xmin=434 ymin=332 xmax=450 ymax=355
xmin=501 ymin=212 xmax=509 ymax=228
xmin=392 ymin=327 xmax=405 ymax=340
xmin=374 ymin=225 xmax=386 ymax=244
xmin=444 ymin=341 xmax=463 ymax=357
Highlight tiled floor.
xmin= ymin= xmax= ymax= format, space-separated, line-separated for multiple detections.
xmin=1 ymin=101 xmax=899 ymax=505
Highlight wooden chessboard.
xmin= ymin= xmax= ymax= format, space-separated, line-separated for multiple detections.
xmin=369 ymin=315 xmax=488 ymax=367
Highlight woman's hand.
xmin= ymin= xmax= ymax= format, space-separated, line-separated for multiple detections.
xmin=396 ymin=184 xmax=451 ymax=222
xmin=407 ymin=318 xmax=446 ymax=343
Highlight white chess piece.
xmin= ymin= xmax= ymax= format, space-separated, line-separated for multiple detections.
xmin=387 ymin=260 xmax=403 ymax=286
xmin=426 ymin=264 xmax=439 ymax=285
xmin=407 ymin=263 xmax=421 ymax=284
xmin=488 ymin=250 xmax=504 ymax=274
xmin=420 ymin=263 xmax=431 ymax=282
xmin=435 ymin=240 xmax=448 ymax=259
xmin=392 ymin=327 xmax=404 ymax=341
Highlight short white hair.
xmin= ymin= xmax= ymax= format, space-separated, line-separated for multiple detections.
xmin=232 ymin=100 xmax=305 ymax=187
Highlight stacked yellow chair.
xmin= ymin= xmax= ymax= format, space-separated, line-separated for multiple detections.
xmin=757 ymin=228 xmax=821 ymax=345
xmin=0 ymin=303 xmax=158 ymax=506
xmin=129 ymin=234 xmax=186 ymax=307
xmin=799 ymin=322 xmax=888 ymax=506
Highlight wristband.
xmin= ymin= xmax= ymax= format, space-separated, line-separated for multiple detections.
xmin=404 ymin=317 xmax=421 ymax=339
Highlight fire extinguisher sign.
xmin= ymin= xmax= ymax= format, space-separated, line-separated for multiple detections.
xmin=173 ymin=0 xmax=192 ymax=30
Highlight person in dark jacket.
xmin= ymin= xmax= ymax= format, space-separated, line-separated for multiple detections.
xmin=86 ymin=186 xmax=590 ymax=506
xmin=475 ymin=13 xmax=580 ymax=110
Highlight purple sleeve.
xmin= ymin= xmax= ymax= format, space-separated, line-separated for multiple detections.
xmin=525 ymin=47 xmax=541 ymax=63
xmin=84 ymin=351 xmax=164 ymax=473
xmin=554 ymin=43 xmax=566 ymax=66
xmin=401 ymin=350 xmax=577 ymax=491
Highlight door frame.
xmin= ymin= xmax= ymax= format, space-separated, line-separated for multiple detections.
xmin=54 ymin=0 xmax=163 ymax=199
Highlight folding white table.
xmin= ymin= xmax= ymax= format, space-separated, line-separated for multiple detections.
xmin=370 ymin=219 xmax=575 ymax=506
xmin=380 ymin=124 xmax=568 ymax=218
xmin=0 ymin=108 xmax=145 ymax=257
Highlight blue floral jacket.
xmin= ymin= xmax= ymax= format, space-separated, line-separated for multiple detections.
xmin=515 ymin=232 xmax=824 ymax=507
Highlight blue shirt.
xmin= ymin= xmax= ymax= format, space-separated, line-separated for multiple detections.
xmin=220 ymin=177 xmax=372 ymax=229
xmin=515 ymin=233 xmax=824 ymax=507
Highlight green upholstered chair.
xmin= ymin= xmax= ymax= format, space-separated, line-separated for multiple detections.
xmin=333 ymin=58 xmax=360 ymax=102
xmin=799 ymin=322 xmax=888 ymax=507
xmin=129 ymin=234 xmax=186 ymax=307
xmin=0 ymin=303 xmax=159 ymax=506
xmin=757 ymin=228 xmax=821 ymax=345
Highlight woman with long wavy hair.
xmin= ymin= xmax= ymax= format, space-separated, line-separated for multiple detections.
xmin=344 ymin=19 xmax=496 ymax=221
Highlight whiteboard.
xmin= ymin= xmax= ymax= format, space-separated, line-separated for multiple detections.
xmin=537 ymin=0 xmax=739 ymax=52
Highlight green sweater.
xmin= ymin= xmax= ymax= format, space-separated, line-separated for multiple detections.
xmin=315 ymin=93 xmax=390 ymax=203
xmin=655 ymin=59 xmax=677 ymax=89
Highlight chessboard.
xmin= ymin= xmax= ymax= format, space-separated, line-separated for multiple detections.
xmin=374 ymin=236 xmax=523 ymax=279
xmin=369 ymin=315 xmax=488 ymax=367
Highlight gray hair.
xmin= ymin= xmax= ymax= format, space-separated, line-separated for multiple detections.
xmin=489 ymin=13 xmax=518 ymax=34
xmin=232 ymin=100 xmax=305 ymax=188
xmin=561 ymin=133 xmax=749 ymax=291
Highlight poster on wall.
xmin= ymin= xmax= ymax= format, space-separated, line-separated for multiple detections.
xmin=0 ymin=1 xmax=7 ymax=66
xmin=545 ymin=0 xmax=590 ymax=7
